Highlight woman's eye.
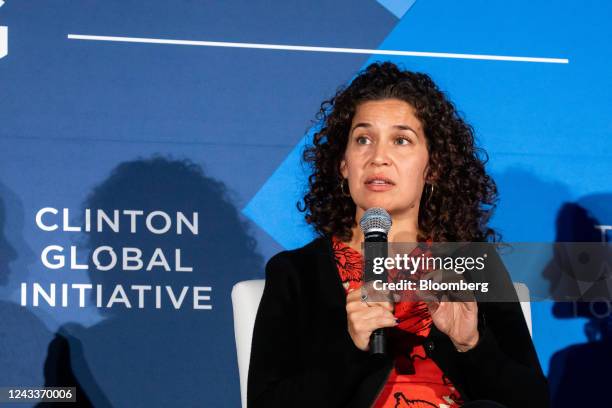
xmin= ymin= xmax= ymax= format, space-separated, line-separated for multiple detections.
xmin=395 ymin=137 xmax=412 ymax=145
xmin=356 ymin=136 xmax=370 ymax=145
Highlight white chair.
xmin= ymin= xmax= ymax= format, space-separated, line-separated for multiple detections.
xmin=232 ymin=280 xmax=266 ymax=408
xmin=232 ymin=279 xmax=532 ymax=408
xmin=514 ymin=282 xmax=532 ymax=337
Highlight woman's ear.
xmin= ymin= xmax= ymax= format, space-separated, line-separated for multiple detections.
xmin=423 ymin=163 xmax=437 ymax=185
xmin=339 ymin=158 xmax=348 ymax=179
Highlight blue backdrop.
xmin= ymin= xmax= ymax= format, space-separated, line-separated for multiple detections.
xmin=1 ymin=1 xmax=610 ymax=406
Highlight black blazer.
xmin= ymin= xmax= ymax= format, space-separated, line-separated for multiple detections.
xmin=247 ymin=237 xmax=549 ymax=408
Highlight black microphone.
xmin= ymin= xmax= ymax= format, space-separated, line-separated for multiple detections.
xmin=359 ymin=207 xmax=392 ymax=355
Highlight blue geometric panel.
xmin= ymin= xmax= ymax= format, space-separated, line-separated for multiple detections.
xmin=242 ymin=127 xmax=318 ymax=249
xmin=376 ymin=0 xmax=417 ymax=18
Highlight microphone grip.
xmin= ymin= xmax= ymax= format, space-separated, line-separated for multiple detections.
xmin=363 ymin=232 xmax=389 ymax=356
xmin=369 ymin=328 xmax=386 ymax=355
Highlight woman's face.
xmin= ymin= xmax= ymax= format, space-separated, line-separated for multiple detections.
xmin=340 ymin=98 xmax=429 ymax=219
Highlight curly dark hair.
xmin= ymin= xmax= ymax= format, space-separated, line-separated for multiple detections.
xmin=298 ymin=61 xmax=499 ymax=242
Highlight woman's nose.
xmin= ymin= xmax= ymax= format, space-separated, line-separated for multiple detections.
xmin=370 ymin=143 xmax=391 ymax=166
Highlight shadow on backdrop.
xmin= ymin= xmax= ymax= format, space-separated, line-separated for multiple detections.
xmin=0 ymin=180 xmax=54 ymax=406
xmin=38 ymin=156 xmax=263 ymax=407
xmin=544 ymin=194 xmax=612 ymax=408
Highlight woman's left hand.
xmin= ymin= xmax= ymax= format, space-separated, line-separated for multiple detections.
xmin=427 ymin=299 xmax=479 ymax=352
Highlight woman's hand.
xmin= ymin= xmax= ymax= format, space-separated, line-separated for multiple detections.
xmin=346 ymin=288 xmax=397 ymax=351
xmin=427 ymin=299 xmax=479 ymax=352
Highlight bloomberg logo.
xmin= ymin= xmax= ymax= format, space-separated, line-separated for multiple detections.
xmin=0 ymin=0 xmax=6 ymax=59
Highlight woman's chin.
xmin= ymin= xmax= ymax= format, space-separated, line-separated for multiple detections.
xmin=356 ymin=197 xmax=417 ymax=217
xmin=356 ymin=197 xmax=395 ymax=212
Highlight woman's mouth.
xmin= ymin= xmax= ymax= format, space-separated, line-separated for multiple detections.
xmin=365 ymin=176 xmax=395 ymax=192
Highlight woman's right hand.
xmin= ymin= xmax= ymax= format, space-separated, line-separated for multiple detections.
xmin=345 ymin=288 xmax=397 ymax=351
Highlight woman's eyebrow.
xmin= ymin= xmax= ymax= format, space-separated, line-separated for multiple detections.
xmin=350 ymin=122 xmax=419 ymax=136
xmin=393 ymin=124 xmax=418 ymax=135
xmin=350 ymin=122 xmax=371 ymax=133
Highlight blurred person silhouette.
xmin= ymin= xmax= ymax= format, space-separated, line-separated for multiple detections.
xmin=544 ymin=197 xmax=612 ymax=407
xmin=0 ymin=181 xmax=54 ymax=402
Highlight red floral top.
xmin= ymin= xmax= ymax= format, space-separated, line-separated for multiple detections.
xmin=332 ymin=236 xmax=464 ymax=408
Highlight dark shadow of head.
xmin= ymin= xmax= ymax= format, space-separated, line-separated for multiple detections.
xmin=80 ymin=155 xmax=262 ymax=316
xmin=544 ymin=197 xmax=612 ymax=332
xmin=543 ymin=202 xmax=601 ymax=301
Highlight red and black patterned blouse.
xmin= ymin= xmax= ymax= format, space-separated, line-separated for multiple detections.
xmin=332 ymin=236 xmax=464 ymax=408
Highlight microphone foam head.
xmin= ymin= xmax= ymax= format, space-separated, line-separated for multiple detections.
xmin=359 ymin=207 xmax=392 ymax=234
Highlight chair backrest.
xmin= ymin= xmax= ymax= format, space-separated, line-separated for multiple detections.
xmin=513 ymin=282 xmax=532 ymax=337
xmin=231 ymin=279 xmax=266 ymax=408
xmin=231 ymin=279 xmax=532 ymax=408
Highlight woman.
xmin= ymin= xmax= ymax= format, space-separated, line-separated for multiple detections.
xmin=247 ymin=61 xmax=549 ymax=408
